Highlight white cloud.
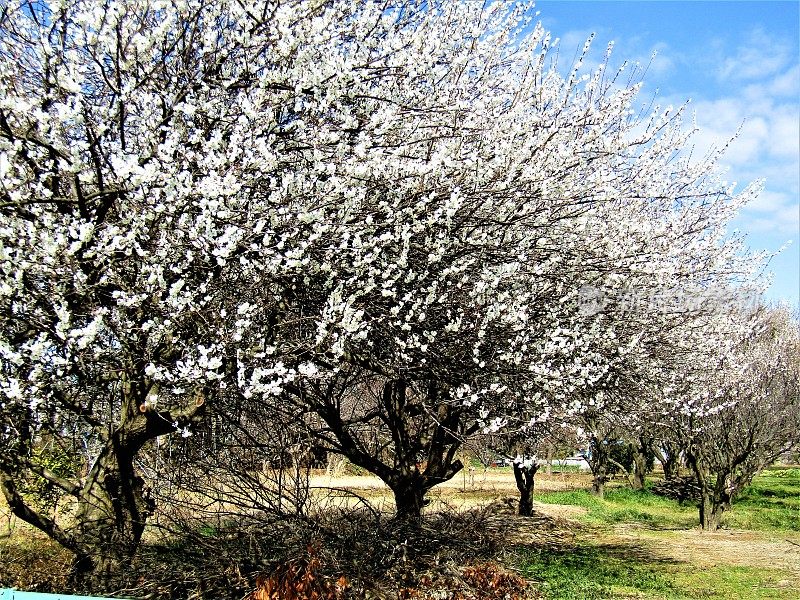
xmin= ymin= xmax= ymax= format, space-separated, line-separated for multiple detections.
xmin=548 ymin=20 xmax=798 ymax=280
xmin=743 ymin=189 xmax=795 ymax=214
xmin=645 ymin=44 xmax=675 ymax=78
xmin=764 ymin=64 xmax=800 ymax=97
xmin=652 ymin=31 xmax=799 ymax=257
xmin=539 ymin=12 xmax=799 ymax=304
xmin=738 ymin=187 xmax=799 ymax=237
xmin=768 ymin=108 xmax=800 ymax=159
xmin=685 ymin=74 xmax=799 ymax=178
xmin=716 ymin=28 xmax=793 ymax=82
xmin=741 ymin=202 xmax=799 ymax=236
xmin=556 ymin=28 xmax=597 ymax=57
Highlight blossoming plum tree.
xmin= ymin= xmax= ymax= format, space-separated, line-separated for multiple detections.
xmin=662 ymin=305 xmax=800 ymax=530
xmin=0 ymin=0 xmax=766 ymax=581
xmin=230 ymin=9 xmax=762 ymax=518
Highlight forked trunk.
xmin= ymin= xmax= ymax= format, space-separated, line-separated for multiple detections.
xmin=688 ymin=453 xmax=729 ymax=532
xmin=513 ymin=462 xmax=539 ymax=517
xmin=698 ymin=491 xmax=728 ymax=531
xmin=662 ymin=454 xmax=680 ymax=481
xmin=313 ymin=379 xmax=465 ymax=522
xmin=1 ymin=385 xmax=203 ymax=591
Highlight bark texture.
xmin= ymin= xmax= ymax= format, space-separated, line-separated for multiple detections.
xmin=0 ymin=390 xmax=203 ymax=586
xmin=513 ymin=462 xmax=539 ymax=517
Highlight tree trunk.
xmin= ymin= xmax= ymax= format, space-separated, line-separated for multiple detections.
xmin=312 ymin=379 xmax=465 ymax=521
xmin=2 ymin=441 xmax=155 ymax=590
xmin=702 ymin=474 xmax=731 ymax=532
xmin=589 ymin=437 xmax=609 ymax=498
xmin=513 ymin=462 xmax=539 ymax=517
xmin=71 ymin=446 xmax=154 ymax=587
xmin=656 ymin=441 xmax=681 ymax=481
xmin=632 ymin=460 xmax=646 ymax=490
xmin=1 ymin=384 xmax=203 ymax=591
xmin=662 ymin=454 xmax=680 ymax=480
xmin=631 ymin=441 xmax=648 ymax=490
xmin=688 ymin=452 xmax=729 ymax=532
xmin=698 ymin=490 xmax=727 ymax=531
xmin=390 ymin=477 xmax=429 ymax=521
xmin=592 ymin=465 xmax=607 ymax=498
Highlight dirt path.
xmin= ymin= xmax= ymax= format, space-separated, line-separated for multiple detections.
xmin=609 ymin=524 xmax=800 ymax=574
xmin=309 ymin=470 xmax=587 ymax=493
xmin=307 ymin=470 xmax=590 ymax=515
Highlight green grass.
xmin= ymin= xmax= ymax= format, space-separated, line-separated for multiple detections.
xmin=533 ymin=468 xmax=800 ymax=531
xmin=518 ymin=545 xmax=683 ymax=599
xmin=726 ymin=470 xmax=800 ymax=531
xmin=534 ymin=487 xmax=698 ymax=529
xmin=518 ymin=545 xmax=799 ymax=600
xmin=672 ymin=565 xmax=800 ymax=600
xmin=519 ymin=468 xmax=800 ymax=599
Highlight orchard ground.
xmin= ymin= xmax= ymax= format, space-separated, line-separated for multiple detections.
xmin=2 ymin=467 xmax=799 ymax=599
xmin=311 ymin=468 xmax=800 ymax=594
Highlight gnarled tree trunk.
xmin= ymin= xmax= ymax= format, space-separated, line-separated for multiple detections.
xmin=588 ymin=436 xmax=610 ymax=498
xmin=1 ymin=444 xmax=153 ymax=589
xmin=71 ymin=444 xmax=155 ymax=585
xmin=592 ymin=464 xmax=609 ymax=497
xmin=0 ymin=390 xmax=203 ymax=589
xmin=698 ymin=489 xmax=728 ymax=531
xmin=310 ymin=378 xmax=467 ymax=521
xmin=631 ymin=437 xmax=652 ymax=491
xmin=388 ymin=475 xmax=430 ymax=521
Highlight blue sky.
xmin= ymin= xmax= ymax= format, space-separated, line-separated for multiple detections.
xmin=533 ymin=0 xmax=799 ymax=308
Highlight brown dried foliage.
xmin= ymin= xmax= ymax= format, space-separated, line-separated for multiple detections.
xmin=247 ymin=544 xmax=352 ymax=600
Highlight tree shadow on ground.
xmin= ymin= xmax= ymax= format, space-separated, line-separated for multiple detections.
xmin=508 ymin=509 xmax=690 ymax=600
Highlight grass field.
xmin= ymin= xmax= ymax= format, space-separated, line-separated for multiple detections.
xmin=532 ymin=468 xmax=800 ymax=532
xmin=519 ymin=468 xmax=800 ymax=599
xmin=519 ymin=544 xmax=799 ymax=600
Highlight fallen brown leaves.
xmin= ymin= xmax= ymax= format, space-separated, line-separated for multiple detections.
xmin=246 ymin=544 xmax=351 ymax=600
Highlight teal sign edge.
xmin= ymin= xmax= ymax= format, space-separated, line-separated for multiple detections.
xmin=1 ymin=591 xmax=128 ymax=600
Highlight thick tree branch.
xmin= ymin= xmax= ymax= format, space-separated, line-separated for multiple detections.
xmin=0 ymin=470 xmax=78 ymax=553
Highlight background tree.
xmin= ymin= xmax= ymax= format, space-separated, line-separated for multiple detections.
xmin=653 ymin=437 xmax=684 ymax=481
xmin=628 ymin=433 xmax=656 ymax=491
xmin=506 ymin=434 xmax=547 ymax=517
xmin=666 ymin=306 xmax=800 ymax=530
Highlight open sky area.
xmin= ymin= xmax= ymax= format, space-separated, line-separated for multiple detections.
xmin=533 ymin=0 xmax=799 ymax=308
